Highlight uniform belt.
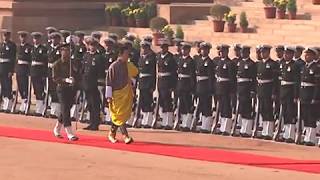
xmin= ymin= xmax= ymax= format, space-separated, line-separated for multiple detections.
xmin=281 ymin=81 xmax=295 ymax=86
xmin=139 ymin=73 xmax=152 ymax=78
xmin=237 ymin=78 xmax=252 ymax=83
xmin=158 ymin=72 xmax=171 ymax=77
xmin=196 ymin=76 xmax=209 ymax=81
xmin=31 ymin=61 xmax=44 ymax=66
xmin=301 ymin=82 xmax=316 ymax=87
xmin=217 ymin=77 xmax=230 ymax=82
xmin=48 ymin=63 xmax=54 ymax=68
xmin=0 ymin=58 xmax=10 ymax=63
xmin=257 ymin=79 xmax=273 ymax=84
xmin=178 ymin=74 xmax=191 ymax=78
xmin=17 ymin=60 xmax=29 ymax=65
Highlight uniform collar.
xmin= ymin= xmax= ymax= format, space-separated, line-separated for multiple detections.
xmin=242 ymin=57 xmax=249 ymax=61
xmin=161 ymin=52 xmax=168 ymax=58
xmin=262 ymin=58 xmax=270 ymax=63
xmin=306 ymin=61 xmax=314 ymax=67
xmin=202 ymin=56 xmax=209 ymax=60
xmin=182 ymin=55 xmax=190 ymax=59
xmin=285 ymin=60 xmax=293 ymax=64
xmin=34 ymin=44 xmax=40 ymax=48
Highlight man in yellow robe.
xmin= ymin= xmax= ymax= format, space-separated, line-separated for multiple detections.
xmin=105 ymin=42 xmax=138 ymax=144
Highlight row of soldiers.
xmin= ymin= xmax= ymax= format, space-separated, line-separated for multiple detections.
xmin=0 ymin=27 xmax=319 ymax=146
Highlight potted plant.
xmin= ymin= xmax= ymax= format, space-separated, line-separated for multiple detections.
xmin=225 ymin=12 xmax=237 ymax=33
xmin=210 ymin=4 xmax=231 ymax=32
xmin=287 ymin=0 xmax=297 ymax=19
xmin=263 ymin=0 xmax=276 ymax=19
xmin=162 ymin=25 xmax=174 ymax=45
xmin=150 ymin=17 xmax=168 ymax=45
xmin=145 ymin=0 xmax=157 ymax=22
xmin=274 ymin=0 xmax=288 ymax=19
xmin=106 ymin=6 xmax=121 ymax=26
xmin=175 ymin=25 xmax=184 ymax=40
xmin=313 ymin=0 xmax=320 ymax=5
xmin=134 ymin=8 xmax=148 ymax=27
xmin=122 ymin=7 xmax=136 ymax=27
xmin=239 ymin=12 xmax=249 ymax=33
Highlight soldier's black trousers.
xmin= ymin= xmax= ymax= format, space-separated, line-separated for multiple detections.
xmin=258 ymin=95 xmax=274 ymax=121
xmin=0 ymin=74 xmax=12 ymax=99
xmin=48 ymin=79 xmax=59 ymax=103
xmin=218 ymin=94 xmax=232 ymax=119
xmin=158 ymin=88 xmax=173 ymax=112
xmin=57 ymin=86 xmax=74 ymax=127
xmin=198 ymin=93 xmax=212 ymax=117
xmin=16 ymin=75 xmax=29 ymax=99
xmin=31 ymin=76 xmax=45 ymax=100
xmin=139 ymin=89 xmax=153 ymax=112
xmin=238 ymin=94 xmax=253 ymax=119
xmin=85 ymin=88 xmax=100 ymax=127
xmin=177 ymin=91 xmax=193 ymax=114
xmin=280 ymin=98 xmax=297 ymax=124
xmin=301 ymin=103 xmax=318 ymax=128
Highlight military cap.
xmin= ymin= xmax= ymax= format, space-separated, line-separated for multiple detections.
xmin=256 ymin=45 xmax=261 ymax=50
xmin=260 ymin=44 xmax=272 ymax=50
xmin=295 ymin=45 xmax=305 ymax=51
xmin=60 ymin=30 xmax=71 ymax=37
xmin=200 ymin=42 xmax=212 ymax=49
xmin=314 ymin=47 xmax=320 ymax=53
xmin=45 ymin=26 xmax=58 ymax=32
xmin=284 ymin=46 xmax=296 ymax=52
xmin=31 ymin=32 xmax=43 ymax=39
xmin=104 ymin=37 xmax=116 ymax=44
xmin=181 ymin=41 xmax=192 ymax=48
xmin=17 ymin=31 xmax=29 ymax=37
xmin=194 ymin=40 xmax=204 ymax=46
xmin=159 ymin=38 xmax=171 ymax=46
xmin=142 ymin=35 xmax=153 ymax=43
xmin=174 ymin=38 xmax=183 ymax=46
xmin=49 ymin=32 xmax=62 ymax=39
xmin=275 ymin=45 xmax=285 ymax=50
xmin=85 ymin=36 xmax=98 ymax=46
xmin=241 ymin=45 xmax=251 ymax=50
xmin=91 ymin=31 xmax=102 ymax=39
xmin=125 ymin=33 xmax=137 ymax=41
xmin=108 ymin=33 xmax=119 ymax=41
xmin=140 ymin=40 xmax=152 ymax=46
xmin=217 ymin=44 xmax=230 ymax=50
xmin=121 ymin=38 xmax=134 ymax=46
xmin=233 ymin=43 xmax=242 ymax=50
xmin=305 ymin=47 xmax=318 ymax=55
xmin=74 ymin=31 xmax=85 ymax=37
xmin=0 ymin=29 xmax=11 ymax=36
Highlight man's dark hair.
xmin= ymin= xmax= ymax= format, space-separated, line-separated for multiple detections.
xmin=118 ymin=43 xmax=130 ymax=55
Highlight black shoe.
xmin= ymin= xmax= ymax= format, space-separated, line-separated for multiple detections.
xmin=164 ymin=126 xmax=173 ymax=130
xmin=264 ymin=136 xmax=273 ymax=140
xmin=200 ymin=129 xmax=210 ymax=134
xmin=34 ymin=113 xmax=42 ymax=117
xmin=304 ymin=142 xmax=315 ymax=146
xmin=285 ymin=138 xmax=294 ymax=143
xmin=5 ymin=110 xmax=11 ymax=113
xmin=222 ymin=132 xmax=230 ymax=136
xmin=50 ymin=115 xmax=58 ymax=119
xmin=68 ymin=136 xmax=79 ymax=141
xmin=240 ymin=133 xmax=251 ymax=138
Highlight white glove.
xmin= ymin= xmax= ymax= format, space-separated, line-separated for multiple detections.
xmin=65 ymin=77 xmax=74 ymax=84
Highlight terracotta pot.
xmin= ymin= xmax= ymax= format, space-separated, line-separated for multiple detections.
xmin=152 ymin=32 xmax=164 ymax=46
xmin=240 ymin=26 xmax=248 ymax=33
xmin=264 ymin=6 xmax=276 ymax=19
xmin=313 ymin=0 xmax=320 ymax=4
xmin=277 ymin=9 xmax=286 ymax=19
xmin=227 ymin=23 xmax=237 ymax=33
xmin=136 ymin=18 xmax=147 ymax=28
xmin=288 ymin=10 xmax=297 ymax=20
xmin=127 ymin=16 xmax=136 ymax=27
xmin=111 ymin=16 xmax=121 ymax=26
xmin=156 ymin=0 xmax=171 ymax=4
xmin=121 ymin=16 xmax=128 ymax=27
xmin=212 ymin=20 xmax=225 ymax=32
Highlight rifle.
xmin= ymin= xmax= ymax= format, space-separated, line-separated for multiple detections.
xmin=24 ymin=76 xmax=32 ymax=115
xmin=211 ymin=100 xmax=220 ymax=134
xmin=273 ymin=103 xmax=283 ymax=141
xmin=79 ymin=92 xmax=87 ymax=122
xmin=10 ymin=90 xmax=18 ymax=113
xmin=295 ymin=99 xmax=302 ymax=144
xmin=190 ymin=97 xmax=199 ymax=131
xmin=252 ymin=96 xmax=260 ymax=138
xmin=132 ymin=88 xmax=141 ymax=127
xmin=173 ymin=98 xmax=181 ymax=130
xmin=41 ymin=76 xmax=50 ymax=117
xmin=151 ymin=93 xmax=160 ymax=129
xmin=230 ymin=96 xmax=240 ymax=136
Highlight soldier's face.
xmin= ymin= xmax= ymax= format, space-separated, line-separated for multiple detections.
xmin=241 ymin=49 xmax=250 ymax=59
xmin=33 ymin=38 xmax=41 ymax=45
xmin=3 ymin=34 xmax=10 ymax=41
xmin=304 ymin=52 xmax=315 ymax=63
xmin=284 ymin=51 xmax=294 ymax=61
xmin=182 ymin=47 xmax=190 ymax=56
xmin=52 ymin=37 xmax=61 ymax=45
xmin=19 ymin=36 xmax=27 ymax=43
xmin=261 ymin=50 xmax=270 ymax=59
xmin=256 ymin=50 xmax=262 ymax=60
xmin=200 ymin=48 xmax=209 ymax=56
xmin=220 ymin=49 xmax=229 ymax=58
xmin=89 ymin=44 xmax=97 ymax=52
xmin=294 ymin=50 xmax=302 ymax=58
xmin=61 ymin=49 xmax=70 ymax=61
xmin=234 ymin=49 xmax=241 ymax=57
xmin=276 ymin=49 xmax=284 ymax=59
xmin=141 ymin=45 xmax=150 ymax=54
xmin=177 ymin=45 xmax=182 ymax=53
xmin=161 ymin=45 xmax=169 ymax=52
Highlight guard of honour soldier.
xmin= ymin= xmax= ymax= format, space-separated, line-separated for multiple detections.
xmin=0 ymin=28 xmax=319 ymax=146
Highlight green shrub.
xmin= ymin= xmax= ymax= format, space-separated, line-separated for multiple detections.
xmin=240 ymin=12 xmax=249 ymax=28
xmin=210 ymin=4 xmax=231 ymax=21
xmin=287 ymin=0 xmax=297 ymax=12
xmin=149 ymin=17 xmax=169 ymax=32
xmin=263 ymin=0 xmax=275 ymax=6
xmin=175 ymin=25 xmax=184 ymax=40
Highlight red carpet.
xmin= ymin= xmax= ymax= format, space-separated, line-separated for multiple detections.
xmin=0 ymin=126 xmax=320 ymax=174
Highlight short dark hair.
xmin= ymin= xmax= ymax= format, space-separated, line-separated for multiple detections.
xmin=118 ymin=43 xmax=130 ymax=55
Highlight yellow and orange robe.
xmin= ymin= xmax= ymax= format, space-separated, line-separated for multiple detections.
xmin=105 ymin=59 xmax=138 ymax=126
